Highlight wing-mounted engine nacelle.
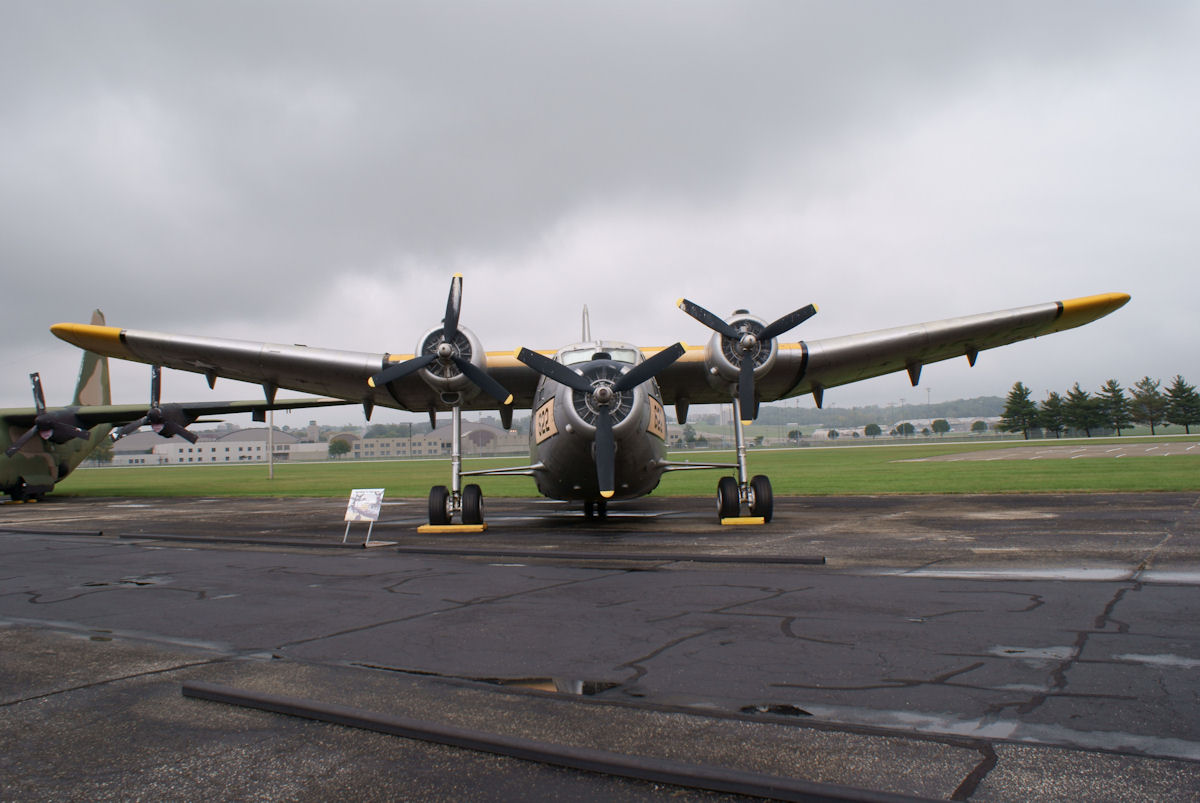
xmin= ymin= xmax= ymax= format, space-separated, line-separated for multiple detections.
xmin=702 ymin=310 xmax=778 ymax=391
xmin=413 ymin=323 xmax=489 ymax=403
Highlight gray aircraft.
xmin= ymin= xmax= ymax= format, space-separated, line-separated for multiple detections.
xmin=51 ymin=278 xmax=1129 ymax=523
xmin=3 ymin=311 xmax=347 ymax=501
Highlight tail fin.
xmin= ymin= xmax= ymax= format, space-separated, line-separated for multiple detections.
xmin=71 ymin=309 xmax=111 ymax=407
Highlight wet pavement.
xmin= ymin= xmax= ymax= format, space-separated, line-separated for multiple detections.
xmin=1 ymin=492 xmax=1198 ymax=800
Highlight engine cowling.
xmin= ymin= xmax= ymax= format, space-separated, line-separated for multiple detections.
xmin=412 ymin=323 xmax=489 ymax=401
xmin=702 ymin=310 xmax=778 ymax=391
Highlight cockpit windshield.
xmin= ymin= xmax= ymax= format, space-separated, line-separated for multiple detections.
xmin=559 ymin=347 xmax=641 ymax=366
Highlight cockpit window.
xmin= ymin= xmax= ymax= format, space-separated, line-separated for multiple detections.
xmin=560 ymin=347 xmax=640 ymax=366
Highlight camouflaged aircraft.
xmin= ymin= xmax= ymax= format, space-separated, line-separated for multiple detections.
xmin=51 ymin=280 xmax=1129 ymax=524
xmin=2 ymin=311 xmax=347 ymax=502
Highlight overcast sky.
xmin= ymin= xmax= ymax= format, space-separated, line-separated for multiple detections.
xmin=2 ymin=2 xmax=1197 ymax=428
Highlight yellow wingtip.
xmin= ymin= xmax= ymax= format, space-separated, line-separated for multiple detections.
xmin=50 ymin=323 xmax=130 ymax=357
xmin=1054 ymin=292 xmax=1132 ymax=332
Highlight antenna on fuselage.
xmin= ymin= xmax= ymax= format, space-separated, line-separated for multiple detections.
xmin=581 ymin=305 xmax=591 ymax=342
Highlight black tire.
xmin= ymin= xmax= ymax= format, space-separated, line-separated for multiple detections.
xmin=716 ymin=476 xmax=740 ymax=519
xmin=749 ymin=474 xmax=773 ymax=522
xmin=428 ymin=485 xmax=451 ymax=525
xmin=596 ymin=498 xmax=608 ymax=520
xmin=584 ymin=500 xmax=594 ymax=519
xmin=462 ymin=484 xmax=484 ymax=525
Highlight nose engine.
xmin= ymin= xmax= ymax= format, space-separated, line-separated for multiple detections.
xmin=559 ymin=360 xmax=643 ymax=438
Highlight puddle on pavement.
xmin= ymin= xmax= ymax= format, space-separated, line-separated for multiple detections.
xmin=353 ymin=663 xmax=620 ymax=696
xmin=81 ymin=575 xmax=172 ymax=587
xmin=740 ymin=703 xmax=812 ymax=717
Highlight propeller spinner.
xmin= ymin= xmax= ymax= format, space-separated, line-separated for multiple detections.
xmin=517 ymin=343 xmax=685 ymax=498
xmin=368 ymin=274 xmax=513 ymax=406
xmin=677 ymin=299 xmax=817 ymax=422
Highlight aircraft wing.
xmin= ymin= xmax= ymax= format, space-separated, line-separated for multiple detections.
xmin=51 ymin=292 xmax=1128 ymax=414
xmin=654 ymin=292 xmax=1131 ymax=407
xmin=1 ymin=397 xmax=350 ymax=429
xmin=47 ymin=324 xmax=543 ymax=413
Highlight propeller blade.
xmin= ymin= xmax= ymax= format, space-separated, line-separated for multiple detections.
xmin=738 ymin=360 xmax=756 ymax=423
xmin=515 ymin=348 xmax=594 ymax=393
xmin=368 ymin=353 xmax=437 ymax=388
xmin=612 ymin=342 xmax=685 ymax=393
xmin=150 ymin=365 xmax=162 ymax=407
xmin=443 ymin=273 xmax=463 ymax=344
xmin=594 ymin=407 xmax=615 ymax=499
xmin=759 ymin=304 xmax=818 ymax=340
xmin=4 ymin=427 xmax=39 ymax=457
xmin=159 ymin=421 xmax=199 ymax=443
xmin=48 ymin=421 xmax=90 ymax=442
xmin=451 ymin=356 xmax=514 ymax=405
xmin=677 ymin=299 xmax=740 ymax=339
xmin=29 ymin=373 xmax=46 ymax=414
xmin=116 ymin=416 xmax=151 ymax=439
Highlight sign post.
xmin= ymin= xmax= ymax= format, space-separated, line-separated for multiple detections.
xmin=343 ymin=488 xmax=386 ymax=546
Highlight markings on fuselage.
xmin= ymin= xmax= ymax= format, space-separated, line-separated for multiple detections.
xmin=534 ymin=398 xmax=557 ymax=444
xmin=647 ymin=396 xmax=667 ymax=441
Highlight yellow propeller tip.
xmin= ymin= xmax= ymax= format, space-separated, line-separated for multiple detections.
xmin=600 ymin=490 xmax=614 ymax=499
xmin=367 ymin=378 xmax=376 ymax=388
xmin=675 ymin=298 xmax=684 ymax=308
xmin=453 ymin=272 xmax=463 ymax=279
xmin=740 ymin=420 xmax=753 ymax=426
xmin=503 ymin=395 xmax=513 ymax=406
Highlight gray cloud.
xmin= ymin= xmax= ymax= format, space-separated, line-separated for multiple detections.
xmin=2 ymin=2 xmax=1196 ymax=418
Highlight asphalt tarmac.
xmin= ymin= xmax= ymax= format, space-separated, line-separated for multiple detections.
xmin=2 ymin=492 xmax=1198 ymax=801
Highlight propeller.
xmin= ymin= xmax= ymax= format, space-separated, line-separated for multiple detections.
xmin=368 ymin=274 xmax=513 ymax=406
xmin=517 ymin=343 xmax=685 ymax=498
xmin=677 ymin=299 xmax=817 ymax=422
xmin=4 ymin=373 xmax=91 ymax=457
xmin=113 ymin=365 xmax=199 ymax=443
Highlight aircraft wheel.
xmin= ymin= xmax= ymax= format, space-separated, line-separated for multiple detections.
xmin=462 ymin=484 xmax=484 ymax=525
xmin=716 ymin=476 xmax=740 ymax=520
xmin=749 ymin=475 xmax=773 ymax=522
xmin=428 ymin=485 xmax=451 ymax=525
xmin=584 ymin=500 xmax=594 ymax=519
xmin=596 ymin=499 xmax=607 ymax=520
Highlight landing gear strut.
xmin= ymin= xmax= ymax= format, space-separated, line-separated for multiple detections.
xmin=715 ymin=395 xmax=773 ymax=522
xmin=426 ymin=404 xmax=486 ymax=527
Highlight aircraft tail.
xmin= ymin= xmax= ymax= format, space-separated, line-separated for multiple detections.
xmin=71 ymin=309 xmax=111 ymax=407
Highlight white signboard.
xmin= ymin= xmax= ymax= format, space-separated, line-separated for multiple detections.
xmin=344 ymin=488 xmax=385 ymax=523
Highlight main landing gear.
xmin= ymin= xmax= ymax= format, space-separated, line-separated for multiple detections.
xmin=715 ymin=396 xmax=774 ymax=522
xmin=424 ymin=404 xmax=487 ymax=528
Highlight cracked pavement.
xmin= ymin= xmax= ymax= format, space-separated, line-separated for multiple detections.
xmin=1 ymin=492 xmax=1199 ymax=800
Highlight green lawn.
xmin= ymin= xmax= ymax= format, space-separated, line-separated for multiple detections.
xmin=62 ymin=436 xmax=1200 ymax=498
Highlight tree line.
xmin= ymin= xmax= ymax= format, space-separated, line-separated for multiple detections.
xmin=1000 ymin=376 xmax=1200 ymax=439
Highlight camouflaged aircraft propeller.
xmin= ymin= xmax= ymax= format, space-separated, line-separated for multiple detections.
xmin=113 ymin=365 xmax=200 ymax=443
xmin=49 ymin=279 xmax=1131 ymax=526
xmin=4 ymin=373 xmax=91 ymax=457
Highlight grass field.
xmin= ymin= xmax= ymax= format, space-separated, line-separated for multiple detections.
xmin=61 ymin=436 xmax=1200 ymax=498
